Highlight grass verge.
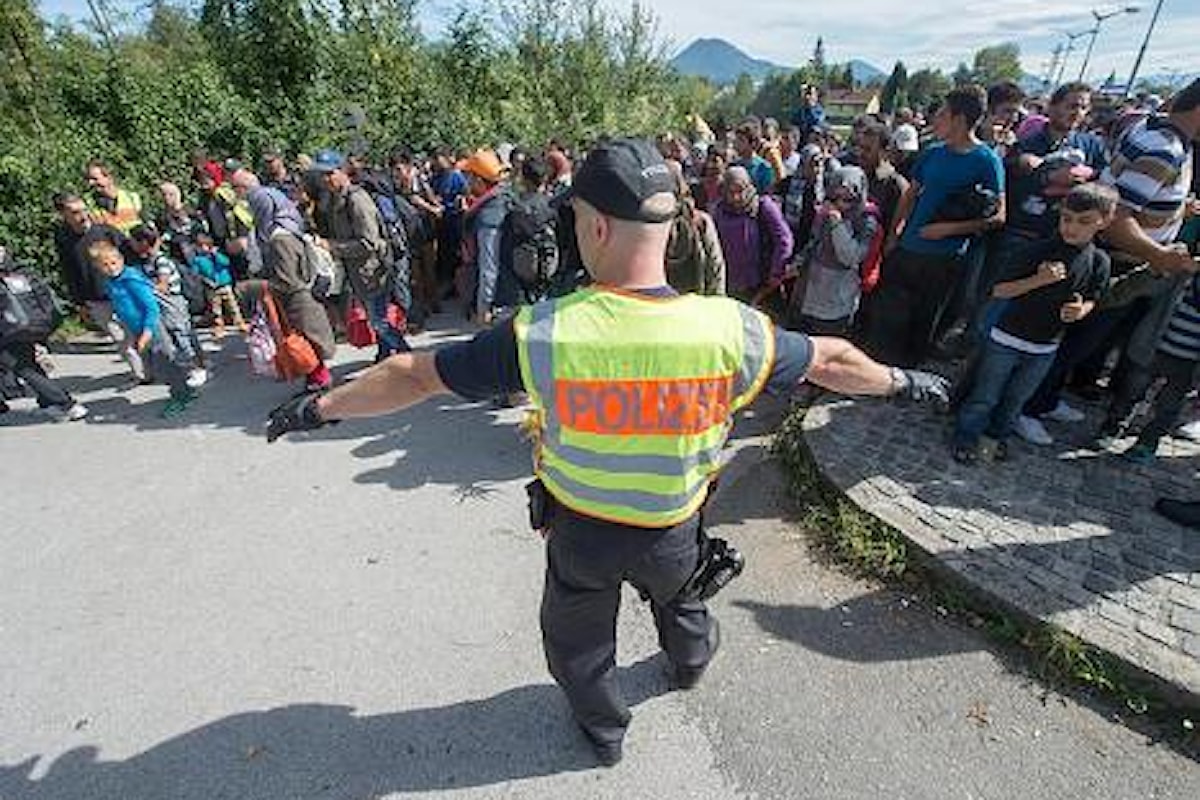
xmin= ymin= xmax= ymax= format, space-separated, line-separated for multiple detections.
xmin=772 ymin=407 xmax=1198 ymax=754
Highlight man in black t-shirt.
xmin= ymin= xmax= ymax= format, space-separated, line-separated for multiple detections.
xmin=52 ymin=193 xmax=145 ymax=381
xmin=953 ymin=183 xmax=1115 ymax=463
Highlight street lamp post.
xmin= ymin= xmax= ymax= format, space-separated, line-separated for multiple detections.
xmin=1078 ymin=5 xmax=1141 ymax=82
xmin=1056 ymin=30 xmax=1090 ymax=87
xmin=1126 ymin=0 xmax=1166 ymax=98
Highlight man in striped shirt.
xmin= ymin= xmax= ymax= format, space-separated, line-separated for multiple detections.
xmin=1113 ymin=79 xmax=1200 ymax=529
xmin=1102 ymin=79 xmax=1200 ymax=273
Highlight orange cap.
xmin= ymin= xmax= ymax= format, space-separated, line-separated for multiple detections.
xmin=456 ymin=149 xmax=505 ymax=183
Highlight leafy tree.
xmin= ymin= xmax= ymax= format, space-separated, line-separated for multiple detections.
xmin=0 ymin=0 xmax=701 ymax=278
xmin=971 ymin=43 xmax=1022 ymax=85
xmin=952 ymin=62 xmax=973 ymax=87
xmin=710 ymin=73 xmax=757 ymax=129
xmin=880 ymin=60 xmax=907 ymax=113
xmin=810 ymin=36 xmax=827 ymax=88
xmin=907 ymin=67 xmax=951 ymax=110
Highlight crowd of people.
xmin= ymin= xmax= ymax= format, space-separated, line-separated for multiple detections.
xmin=2 ymin=78 xmax=1199 ymax=478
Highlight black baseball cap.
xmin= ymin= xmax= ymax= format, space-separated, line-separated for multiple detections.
xmin=569 ymin=138 xmax=677 ymax=223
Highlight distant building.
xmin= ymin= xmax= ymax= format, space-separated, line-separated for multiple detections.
xmin=822 ymin=89 xmax=881 ymax=124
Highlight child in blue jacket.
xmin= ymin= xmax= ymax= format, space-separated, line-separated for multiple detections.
xmin=88 ymin=240 xmax=198 ymax=417
xmin=191 ymin=232 xmax=246 ymax=336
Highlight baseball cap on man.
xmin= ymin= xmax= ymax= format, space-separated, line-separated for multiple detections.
xmin=457 ymin=149 xmax=505 ymax=183
xmin=312 ymin=149 xmax=347 ymax=173
xmin=569 ymin=138 xmax=677 ymax=223
xmin=891 ymin=124 xmax=919 ymax=153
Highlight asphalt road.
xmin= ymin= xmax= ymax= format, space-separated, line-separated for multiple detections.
xmin=2 ymin=318 xmax=1198 ymax=799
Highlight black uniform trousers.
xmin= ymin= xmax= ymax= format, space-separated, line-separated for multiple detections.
xmin=540 ymin=502 xmax=716 ymax=748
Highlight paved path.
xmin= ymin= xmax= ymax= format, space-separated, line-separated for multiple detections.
xmin=2 ymin=321 xmax=1198 ymax=798
xmin=804 ymin=394 xmax=1200 ymax=701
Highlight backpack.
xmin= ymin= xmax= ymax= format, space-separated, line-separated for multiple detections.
xmin=665 ymin=211 xmax=705 ymax=294
xmin=176 ymin=262 xmax=208 ymax=316
xmin=506 ymin=194 xmax=559 ymax=288
xmin=302 ymin=234 xmax=338 ymax=299
xmin=371 ymin=191 xmax=412 ymax=267
xmin=0 ymin=268 xmax=62 ymax=344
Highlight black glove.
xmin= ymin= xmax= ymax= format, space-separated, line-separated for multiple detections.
xmin=892 ymin=368 xmax=950 ymax=404
xmin=266 ymin=392 xmax=328 ymax=442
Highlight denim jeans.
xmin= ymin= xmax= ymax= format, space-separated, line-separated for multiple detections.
xmin=365 ymin=289 xmax=409 ymax=358
xmin=955 ymin=338 xmax=1057 ymax=447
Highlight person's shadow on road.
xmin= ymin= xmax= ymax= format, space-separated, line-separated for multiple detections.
xmin=0 ymin=659 xmax=672 ymax=800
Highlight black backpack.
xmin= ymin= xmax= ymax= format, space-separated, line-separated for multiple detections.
xmin=0 ymin=268 xmax=62 ymax=344
xmin=506 ymin=194 xmax=559 ymax=288
xmin=176 ymin=263 xmax=209 ymax=317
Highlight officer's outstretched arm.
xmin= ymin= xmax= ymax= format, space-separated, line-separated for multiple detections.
xmin=805 ymin=336 xmax=949 ymax=402
xmin=266 ymin=353 xmax=448 ymax=442
xmin=319 ymin=353 xmax=448 ymax=420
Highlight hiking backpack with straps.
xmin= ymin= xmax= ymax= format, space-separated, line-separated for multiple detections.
xmin=506 ymin=194 xmax=559 ymax=289
xmin=0 ymin=268 xmax=63 ymax=344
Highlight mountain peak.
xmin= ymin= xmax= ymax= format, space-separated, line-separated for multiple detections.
xmin=671 ymin=38 xmax=784 ymax=84
xmin=671 ymin=37 xmax=884 ymax=86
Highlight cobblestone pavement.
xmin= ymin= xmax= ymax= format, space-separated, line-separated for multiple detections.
xmin=803 ymin=394 xmax=1200 ymax=700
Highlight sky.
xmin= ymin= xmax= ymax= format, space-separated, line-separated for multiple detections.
xmin=37 ymin=0 xmax=1200 ymax=85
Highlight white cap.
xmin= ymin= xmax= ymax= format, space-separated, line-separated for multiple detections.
xmin=891 ymin=123 xmax=919 ymax=153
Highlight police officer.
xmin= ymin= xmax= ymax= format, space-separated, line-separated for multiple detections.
xmin=266 ymin=138 xmax=948 ymax=767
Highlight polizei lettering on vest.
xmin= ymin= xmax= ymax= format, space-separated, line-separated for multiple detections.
xmin=556 ymin=377 xmax=733 ymax=435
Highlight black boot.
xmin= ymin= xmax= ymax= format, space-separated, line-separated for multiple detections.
xmin=1154 ymin=498 xmax=1200 ymax=530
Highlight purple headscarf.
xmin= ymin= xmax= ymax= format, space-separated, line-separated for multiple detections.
xmin=247 ymin=185 xmax=305 ymax=247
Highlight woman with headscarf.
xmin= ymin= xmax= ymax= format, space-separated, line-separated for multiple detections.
xmin=793 ymin=165 xmax=882 ymax=337
xmin=242 ymin=174 xmax=336 ymax=390
xmin=710 ymin=165 xmax=793 ymax=316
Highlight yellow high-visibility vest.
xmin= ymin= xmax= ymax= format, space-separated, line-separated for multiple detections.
xmin=86 ymin=188 xmax=142 ymax=233
xmin=515 ymin=286 xmax=775 ymax=528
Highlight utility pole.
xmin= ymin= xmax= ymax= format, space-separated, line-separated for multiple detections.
xmin=1042 ymin=43 xmax=1064 ymax=93
xmin=1078 ymin=6 xmax=1140 ymax=83
xmin=1056 ymin=31 xmax=1089 ymax=86
xmin=1126 ymin=0 xmax=1165 ymax=98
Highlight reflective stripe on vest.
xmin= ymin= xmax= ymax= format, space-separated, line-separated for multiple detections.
xmin=88 ymin=189 xmax=142 ymax=233
xmin=516 ymin=287 xmax=775 ymax=527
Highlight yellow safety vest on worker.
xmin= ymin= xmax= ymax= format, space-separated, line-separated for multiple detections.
xmin=86 ymin=188 xmax=143 ymax=233
xmin=515 ymin=286 xmax=775 ymax=528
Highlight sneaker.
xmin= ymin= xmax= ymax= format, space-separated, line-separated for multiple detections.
xmin=186 ymin=368 xmax=208 ymax=389
xmin=1093 ymin=420 xmax=1121 ymax=451
xmin=1174 ymin=419 xmax=1200 ymax=443
xmin=161 ymin=391 xmax=198 ymax=419
xmin=1043 ymin=400 xmax=1086 ymax=424
xmin=1121 ymin=442 xmax=1155 ymax=465
xmin=1015 ymin=415 xmax=1054 ymax=446
xmin=43 ymin=403 xmax=89 ymax=422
